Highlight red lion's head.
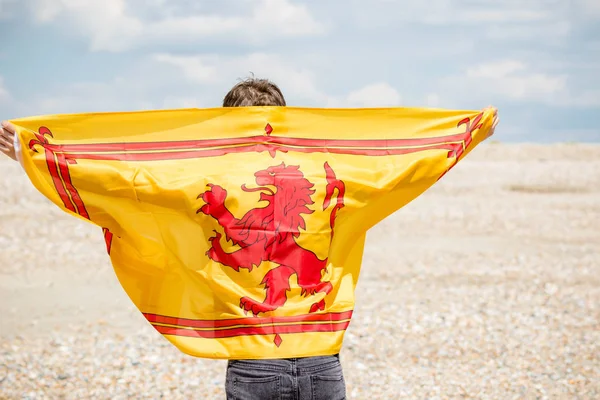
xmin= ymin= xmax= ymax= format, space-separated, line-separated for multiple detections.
xmin=236 ymin=163 xmax=316 ymax=248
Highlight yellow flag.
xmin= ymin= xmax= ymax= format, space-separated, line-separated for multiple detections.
xmin=10 ymin=106 xmax=494 ymax=359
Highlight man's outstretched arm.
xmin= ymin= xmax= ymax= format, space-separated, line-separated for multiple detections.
xmin=0 ymin=121 xmax=17 ymax=161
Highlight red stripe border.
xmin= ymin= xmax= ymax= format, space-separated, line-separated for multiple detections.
xmin=34 ymin=131 xmax=472 ymax=153
xmin=143 ymin=310 xmax=353 ymax=329
xmin=144 ymin=311 xmax=354 ymax=339
xmin=153 ymin=321 xmax=351 ymax=339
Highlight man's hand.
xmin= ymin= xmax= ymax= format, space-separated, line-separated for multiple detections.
xmin=484 ymin=106 xmax=499 ymax=139
xmin=0 ymin=121 xmax=17 ymax=161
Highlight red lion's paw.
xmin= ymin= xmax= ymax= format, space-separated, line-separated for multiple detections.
xmin=240 ymin=297 xmax=275 ymax=317
xmin=197 ymin=184 xmax=227 ymax=216
xmin=208 ymin=230 xmax=222 ymax=243
xmin=206 ymin=247 xmax=217 ymax=262
xmin=309 ymin=299 xmax=325 ymax=313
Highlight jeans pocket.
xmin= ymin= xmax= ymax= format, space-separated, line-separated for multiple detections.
xmin=226 ymin=373 xmax=281 ymax=400
xmin=311 ymin=374 xmax=346 ymax=400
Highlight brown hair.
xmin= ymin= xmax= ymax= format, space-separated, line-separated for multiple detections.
xmin=223 ymin=77 xmax=286 ymax=107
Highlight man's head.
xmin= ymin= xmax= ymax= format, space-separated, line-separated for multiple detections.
xmin=223 ymin=78 xmax=286 ymax=107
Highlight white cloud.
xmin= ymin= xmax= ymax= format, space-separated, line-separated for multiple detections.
xmin=341 ymin=83 xmax=402 ymax=107
xmin=348 ymin=0 xmax=556 ymax=26
xmin=154 ymin=52 xmax=328 ymax=104
xmin=467 ymin=60 xmax=525 ymax=79
xmin=31 ymin=0 xmax=143 ymax=51
xmin=461 ymin=9 xmax=550 ymax=23
xmin=153 ymin=52 xmax=407 ymax=108
xmin=152 ymin=49 xmax=409 ymax=109
xmin=424 ymin=7 xmax=552 ymax=25
xmin=464 ymin=60 xmax=567 ymax=101
xmin=485 ymin=21 xmax=571 ymax=41
xmin=439 ymin=59 xmax=599 ymax=108
xmin=28 ymin=0 xmax=325 ymax=52
xmin=10 ymin=53 xmax=327 ymax=115
xmin=346 ymin=0 xmax=574 ymax=44
xmin=252 ymin=0 xmax=324 ymax=36
xmin=153 ymin=54 xmax=218 ymax=84
xmin=17 ymin=79 xmax=156 ymax=116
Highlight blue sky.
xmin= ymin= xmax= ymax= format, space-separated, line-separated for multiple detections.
xmin=0 ymin=0 xmax=599 ymax=142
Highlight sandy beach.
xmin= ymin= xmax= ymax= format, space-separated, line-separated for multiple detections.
xmin=1 ymin=143 xmax=598 ymax=399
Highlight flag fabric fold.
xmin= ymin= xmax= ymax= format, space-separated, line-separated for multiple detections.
xmin=10 ymin=106 xmax=494 ymax=359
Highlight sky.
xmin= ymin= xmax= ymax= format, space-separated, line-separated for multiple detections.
xmin=0 ymin=0 xmax=599 ymax=142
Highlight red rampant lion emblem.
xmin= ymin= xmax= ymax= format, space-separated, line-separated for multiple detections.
xmin=197 ymin=162 xmax=345 ymax=316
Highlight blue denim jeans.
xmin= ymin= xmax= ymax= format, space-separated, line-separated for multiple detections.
xmin=225 ymin=355 xmax=346 ymax=400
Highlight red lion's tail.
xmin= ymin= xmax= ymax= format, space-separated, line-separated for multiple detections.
xmin=322 ymin=162 xmax=345 ymax=237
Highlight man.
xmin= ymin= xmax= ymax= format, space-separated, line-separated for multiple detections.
xmin=1 ymin=78 xmax=499 ymax=400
